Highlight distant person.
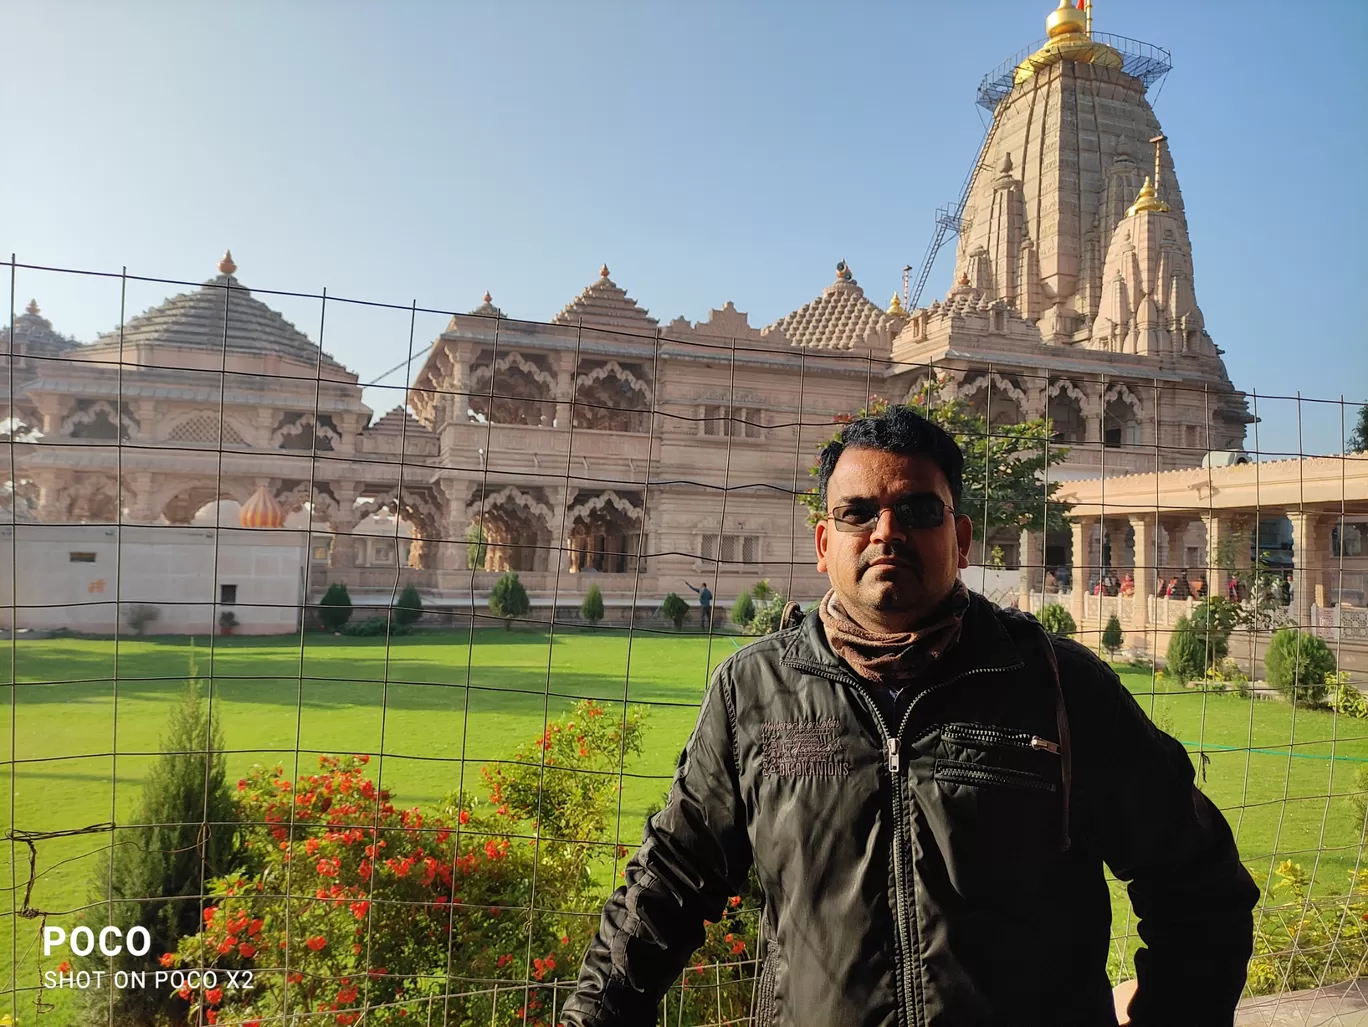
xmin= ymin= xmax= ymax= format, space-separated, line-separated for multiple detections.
xmin=1044 ymin=569 xmax=1059 ymax=594
xmin=1227 ymin=577 xmax=1241 ymax=602
xmin=684 ymin=581 xmax=713 ymax=630
xmin=1156 ymin=577 xmax=1170 ymax=599
xmin=1120 ymin=572 xmax=1135 ymax=597
xmin=1194 ymin=575 xmax=1208 ymax=600
xmin=1056 ymin=564 xmax=1072 ymax=592
xmin=1171 ymin=571 xmax=1191 ymax=601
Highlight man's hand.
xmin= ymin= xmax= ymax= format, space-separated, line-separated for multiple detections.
xmin=1112 ymin=979 xmax=1137 ymax=1024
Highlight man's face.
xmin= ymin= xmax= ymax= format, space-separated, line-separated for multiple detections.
xmin=815 ymin=448 xmax=972 ymax=632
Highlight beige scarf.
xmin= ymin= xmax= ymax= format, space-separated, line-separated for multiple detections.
xmin=818 ymin=580 xmax=970 ymax=687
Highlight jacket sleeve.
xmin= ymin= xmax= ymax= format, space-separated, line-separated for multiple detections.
xmin=1087 ymin=665 xmax=1260 ymax=1025
xmin=560 ymin=664 xmax=753 ymax=1027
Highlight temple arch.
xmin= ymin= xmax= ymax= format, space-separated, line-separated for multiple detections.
xmin=566 ymin=491 xmax=643 ymax=574
xmin=572 ymin=360 xmax=651 ymax=432
xmin=466 ymin=486 xmax=555 ymax=572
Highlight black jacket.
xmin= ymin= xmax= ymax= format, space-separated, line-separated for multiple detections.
xmin=562 ymin=593 xmax=1258 ymax=1026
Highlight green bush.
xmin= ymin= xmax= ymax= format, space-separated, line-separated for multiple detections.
xmin=1328 ymin=673 xmax=1368 ymax=719
xmin=1101 ymin=614 xmax=1124 ymax=657
xmin=1165 ymin=615 xmax=1205 ymax=684
xmin=1265 ymin=628 xmax=1337 ymax=707
xmin=1190 ymin=598 xmax=1233 ymax=670
xmin=1036 ymin=603 xmax=1076 ymax=638
xmin=465 ymin=522 xmax=489 ymax=570
xmin=730 ymin=591 xmax=756 ymax=627
xmin=83 ymin=653 xmax=237 ymax=1024
xmin=393 ymin=583 xmax=423 ymax=626
xmin=342 ymin=616 xmax=413 ymax=637
xmin=661 ymin=592 xmax=689 ymax=630
xmin=581 ymin=583 xmax=605 ymax=627
xmin=489 ymin=572 xmax=530 ymax=630
xmin=745 ymin=593 xmax=790 ymax=636
xmin=1348 ymin=764 xmax=1368 ymax=835
xmin=319 ymin=582 xmax=353 ymax=632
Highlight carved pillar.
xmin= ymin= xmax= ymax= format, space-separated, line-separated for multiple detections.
xmin=1019 ymin=528 xmax=1045 ymax=601
xmin=1128 ymin=513 xmax=1155 ymax=631
xmin=1202 ymin=512 xmax=1229 ymax=598
xmin=554 ymin=352 xmax=577 ymax=430
xmin=1070 ymin=516 xmax=1095 ymax=627
xmin=1288 ymin=510 xmax=1329 ymax=628
xmin=1104 ymin=521 xmax=1128 ymax=570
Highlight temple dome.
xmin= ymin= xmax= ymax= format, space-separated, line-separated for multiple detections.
xmin=1014 ymin=1 xmax=1122 ymax=85
xmin=85 ymin=252 xmax=345 ymax=371
xmin=1 ymin=299 xmax=78 ymax=355
xmin=238 ymin=484 xmax=287 ymax=528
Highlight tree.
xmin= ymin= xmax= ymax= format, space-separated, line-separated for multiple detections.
xmin=319 ymin=582 xmax=353 ymax=632
xmin=84 ymin=651 xmax=237 ymax=1025
xmin=394 ymin=584 xmax=424 ymax=627
xmin=1165 ymin=616 xmax=1205 ymax=684
xmin=1036 ymin=604 xmax=1076 ymax=638
xmin=731 ymin=591 xmax=756 ymax=628
xmin=465 ymin=521 xmax=489 ymax=570
xmin=581 ymin=583 xmax=605 ymax=627
xmin=799 ymin=381 xmax=1073 ymax=542
xmin=489 ymin=572 xmax=529 ymax=630
xmin=1101 ymin=614 xmax=1124 ymax=658
xmin=1265 ymin=628 xmax=1337 ymax=707
xmin=661 ymin=592 xmax=689 ymax=631
xmin=1347 ymin=402 xmax=1368 ymax=453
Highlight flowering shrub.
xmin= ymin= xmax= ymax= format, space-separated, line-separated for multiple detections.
xmin=173 ymin=699 xmax=645 ymax=1026
xmin=1247 ymin=860 xmax=1368 ymax=995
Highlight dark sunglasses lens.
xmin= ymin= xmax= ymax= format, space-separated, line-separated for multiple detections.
xmin=894 ymin=495 xmax=946 ymax=529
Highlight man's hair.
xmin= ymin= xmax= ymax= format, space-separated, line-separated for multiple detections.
xmin=817 ymin=404 xmax=964 ymax=512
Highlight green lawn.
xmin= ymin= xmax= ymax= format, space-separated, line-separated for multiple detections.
xmin=3 ymin=628 xmax=1367 ymax=1022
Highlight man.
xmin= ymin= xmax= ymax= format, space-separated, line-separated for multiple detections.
xmin=684 ymin=580 xmax=713 ymax=631
xmin=562 ymin=405 xmax=1257 ymax=1026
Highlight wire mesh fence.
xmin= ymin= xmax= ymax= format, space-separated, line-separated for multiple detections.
xmin=2 ymin=258 xmax=1367 ymax=1025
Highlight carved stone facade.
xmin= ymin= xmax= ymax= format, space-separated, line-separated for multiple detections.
xmin=1 ymin=6 xmax=1266 ymax=626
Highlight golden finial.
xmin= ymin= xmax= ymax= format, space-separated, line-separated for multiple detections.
xmin=887 ymin=293 xmax=905 ymax=316
xmin=1045 ymin=0 xmax=1088 ymax=39
xmin=599 ymin=264 xmax=610 ymax=278
xmin=483 ymin=291 xmax=493 ymax=303
xmin=959 ymin=272 xmax=971 ymax=286
xmin=25 ymin=299 xmax=39 ymax=316
xmin=218 ymin=250 xmax=237 ymax=276
xmin=1126 ymin=177 xmax=1170 ymax=217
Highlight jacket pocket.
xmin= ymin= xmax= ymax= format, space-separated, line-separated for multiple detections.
xmin=941 ymin=722 xmax=1061 ymax=755
xmin=933 ymin=758 xmax=1057 ymax=793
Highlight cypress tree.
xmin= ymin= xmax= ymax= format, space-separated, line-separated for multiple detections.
xmin=84 ymin=649 xmax=237 ymax=1024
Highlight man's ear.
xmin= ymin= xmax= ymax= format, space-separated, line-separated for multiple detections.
xmin=955 ymin=515 xmax=973 ymax=570
xmin=815 ymin=517 xmax=829 ymax=573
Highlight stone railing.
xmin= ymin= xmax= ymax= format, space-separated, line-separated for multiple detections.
xmin=1312 ymin=604 xmax=1368 ymax=643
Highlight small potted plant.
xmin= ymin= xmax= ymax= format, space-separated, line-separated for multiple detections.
xmin=218 ymin=610 xmax=239 ymax=637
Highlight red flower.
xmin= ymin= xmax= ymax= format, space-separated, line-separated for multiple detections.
xmin=206 ymin=1011 xmax=218 ymax=1025
xmin=337 ymin=984 xmax=359 ymax=1005
xmin=238 ymin=942 xmax=257 ymax=958
xmin=159 ymin=952 xmax=176 ymax=967
xmin=205 ymin=987 xmax=223 ymax=1005
xmin=248 ymin=918 xmax=264 ymax=936
xmin=57 ymin=960 xmax=71 ymax=974
xmin=237 ymin=779 xmax=247 ymax=791
xmin=203 ymin=906 xmax=218 ymax=925
xmin=306 ymin=935 xmax=328 ymax=952
xmin=459 ymin=810 xmax=470 ymax=825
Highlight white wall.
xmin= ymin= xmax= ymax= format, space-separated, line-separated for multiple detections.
xmin=0 ymin=524 xmax=308 ymax=635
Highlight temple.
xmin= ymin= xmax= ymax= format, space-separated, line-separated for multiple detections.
xmin=3 ymin=2 xmax=1361 ymax=641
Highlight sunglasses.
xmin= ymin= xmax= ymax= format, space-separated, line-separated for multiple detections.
xmin=827 ymin=493 xmax=952 ymax=534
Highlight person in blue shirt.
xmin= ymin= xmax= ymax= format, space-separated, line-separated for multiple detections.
xmin=684 ymin=581 xmax=713 ymax=630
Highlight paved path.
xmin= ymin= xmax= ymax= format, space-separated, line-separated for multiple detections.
xmin=1236 ymin=980 xmax=1368 ymax=1027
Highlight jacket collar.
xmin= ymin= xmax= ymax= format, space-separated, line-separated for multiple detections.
xmin=782 ymin=589 xmax=1025 ymax=685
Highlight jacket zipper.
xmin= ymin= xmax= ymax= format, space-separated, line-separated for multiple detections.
xmin=786 ymin=657 xmax=1020 ymax=1027
xmin=941 ymin=723 xmax=1061 ymax=754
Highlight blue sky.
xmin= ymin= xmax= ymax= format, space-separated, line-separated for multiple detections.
xmin=3 ymin=0 xmax=1364 ymax=456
